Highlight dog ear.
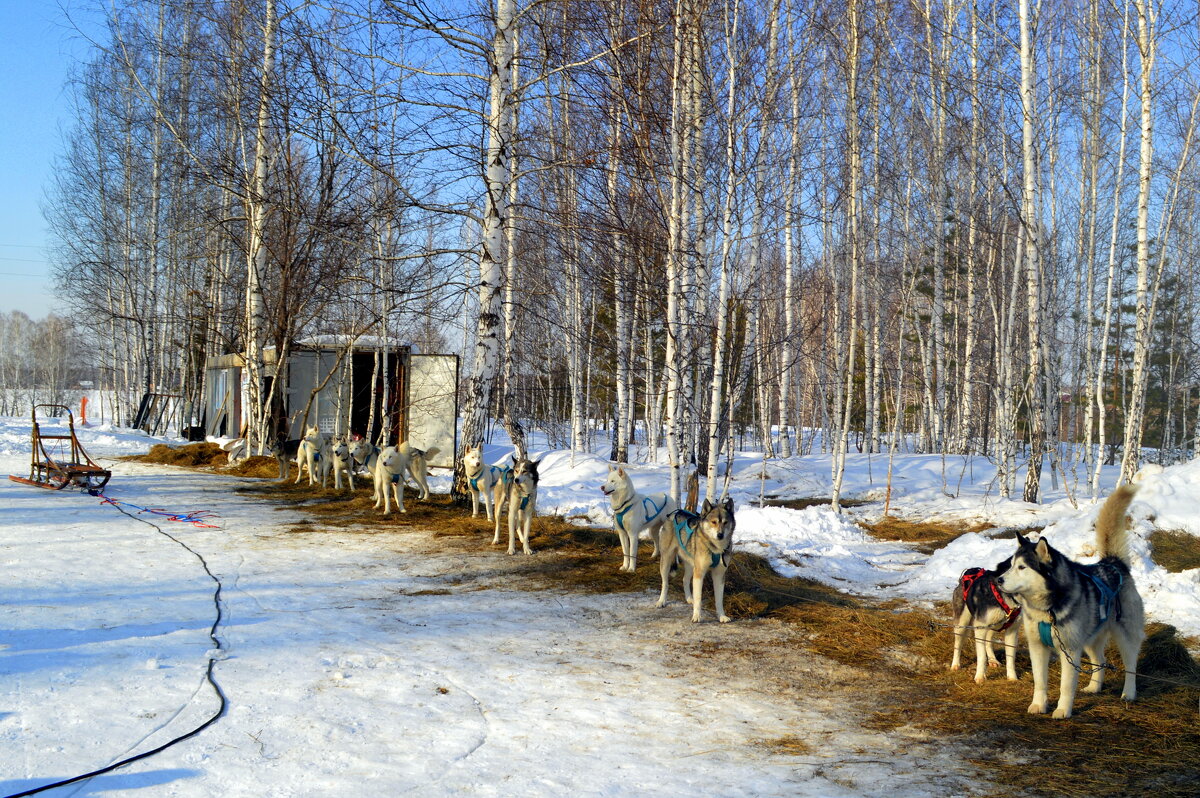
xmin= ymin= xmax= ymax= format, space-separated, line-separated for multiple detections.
xmin=1034 ymin=538 xmax=1054 ymax=564
xmin=723 ymin=496 xmax=734 ymax=514
xmin=1016 ymin=533 xmax=1034 ymax=549
xmin=702 ymin=498 xmax=713 ymax=514
xmin=617 ymin=467 xmax=626 ymax=477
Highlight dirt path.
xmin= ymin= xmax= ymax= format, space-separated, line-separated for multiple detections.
xmin=255 ymin=493 xmax=995 ymax=797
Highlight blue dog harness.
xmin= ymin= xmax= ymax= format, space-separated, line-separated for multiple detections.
xmin=470 ymin=464 xmax=512 ymax=492
xmin=671 ymin=511 xmax=725 ymax=569
xmin=1038 ymin=565 xmax=1124 ymax=648
xmin=614 ymin=495 xmax=666 ymax=534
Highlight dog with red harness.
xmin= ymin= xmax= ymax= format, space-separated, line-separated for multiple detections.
xmin=950 ymin=557 xmax=1021 ymax=683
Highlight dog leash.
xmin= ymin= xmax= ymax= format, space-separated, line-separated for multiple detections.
xmin=1047 ymin=621 xmax=1200 ymax=713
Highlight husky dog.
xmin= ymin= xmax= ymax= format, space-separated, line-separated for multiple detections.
xmin=463 ymin=443 xmax=512 ymax=521
xmin=601 ymin=466 xmax=676 ymax=572
xmin=269 ymin=435 xmax=302 ymax=480
xmin=950 ymin=558 xmax=1021 ymax=683
xmin=348 ymin=437 xmax=380 ymax=478
xmin=373 ymin=442 xmax=439 ymax=515
xmin=324 ymin=436 xmax=355 ymax=490
xmin=503 ymin=457 xmax=540 ymax=555
xmin=294 ymin=426 xmax=326 ymax=485
xmin=656 ymin=497 xmax=736 ymax=623
xmin=996 ymin=484 xmax=1145 ymax=718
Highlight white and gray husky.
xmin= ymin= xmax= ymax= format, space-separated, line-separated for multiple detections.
xmin=656 ymin=497 xmax=736 ymax=623
xmin=503 ymin=456 xmax=540 ymax=555
xmin=600 ymin=466 xmax=676 ymax=572
xmin=373 ymin=441 xmax=439 ymax=515
xmin=996 ymin=484 xmax=1145 ymax=718
xmin=463 ymin=443 xmax=512 ymax=523
xmin=950 ymin=558 xmax=1021 ymax=683
xmin=294 ymin=425 xmax=325 ymax=485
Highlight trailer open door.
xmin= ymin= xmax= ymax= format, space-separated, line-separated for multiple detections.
xmin=404 ymin=354 xmax=458 ymax=469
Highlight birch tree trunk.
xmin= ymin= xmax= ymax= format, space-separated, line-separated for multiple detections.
xmin=1120 ymin=0 xmax=1157 ymax=485
xmin=1091 ymin=3 xmax=1132 ymax=496
xmin=459 ymin=0 xmax=517 ymax=472
xmin=243 ymin=0 xmax=277 ymax=455
xmin=704 ymin=0 xmax=740 ymax=502
xmin=831 ymin=0 xmax=861 ymax=511
xmin=1019 ymin=0 xmax=1046 ymax=503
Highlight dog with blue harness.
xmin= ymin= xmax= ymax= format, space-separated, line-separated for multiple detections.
xmin=294 ymin=425 xmax=326 ymax=486
xmin=601 ymin=466 xmax=677 ymax=572
xmin=348 ymin=437 xmax=380 ymax=480
xmin=656 ymin=496 xmax=736 ymax=623
xmin=996 ymin=484 xmax=1145 ymax=719
xmin=503 ymin=456 xmax=540 ymax=555
xmin=463 ymin=444 xmax=512 ymax=524
xmin=372 ymin=441 xmax=439 ymax=515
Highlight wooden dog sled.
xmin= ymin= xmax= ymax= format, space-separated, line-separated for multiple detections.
xmin=8 ymin=404 xmax=111 ymax=491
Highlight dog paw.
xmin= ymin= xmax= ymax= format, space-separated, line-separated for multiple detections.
xmin=506 ymin=548 xmax=516 ymax=556
xmin=1082 ymin=682 xmax=1104 ymax=694
xmin=949 ymin=663 xmax=961 ymax=671
xmin=1121 ymin=690 xmax=1137 ymax=702
xmin=1027 ymin=702 xmax=1048 ymax=715
xmin=1051 ymin=706 xmax=1073 ymax=719
xmin=718 ymin=615 xmax=730 ymax=623
xmin=974 ymin=674 xmax=988 ymax=685
xmin=691 ymin=615 xmax=702 ymax=623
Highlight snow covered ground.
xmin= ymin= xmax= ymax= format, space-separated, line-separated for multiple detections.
xmin=2 ymin=415 xmax=1198 ymax=796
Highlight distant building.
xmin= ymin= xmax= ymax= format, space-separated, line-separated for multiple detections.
xmin=204 ymin=339 xmax=458 ymax=467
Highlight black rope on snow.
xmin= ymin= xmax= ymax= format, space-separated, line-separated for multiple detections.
xmin=3 ymin=489 xmax=229 ymax=798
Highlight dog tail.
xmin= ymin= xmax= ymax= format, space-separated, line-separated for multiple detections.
xmin=1096 ymin=483 xmax=1138 ymax=564
xmin=424 ymin=446 xmax=440 ymax=461
xmin=684 ymin=470 xmax=699 ymax=514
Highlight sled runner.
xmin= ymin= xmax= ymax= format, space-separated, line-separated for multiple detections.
xmin=8 ymin=404 xmax=111 ymax=491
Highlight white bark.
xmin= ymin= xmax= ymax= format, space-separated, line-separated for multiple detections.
xmin=460 ymin=0 xmax=517 ymax=460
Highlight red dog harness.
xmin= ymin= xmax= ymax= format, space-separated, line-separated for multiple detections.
xmin=959 ymin=567 xmax=1021 ymax=631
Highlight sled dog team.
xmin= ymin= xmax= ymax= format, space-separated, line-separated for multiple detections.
xmin=285 ymin=427 xmax=1149 ymax=719
xmin=286 ymin=426 xmax=436 ymax=515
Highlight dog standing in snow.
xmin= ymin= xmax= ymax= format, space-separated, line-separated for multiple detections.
xmin=373 ymin=442 xmax=439 ymax=514
xmin=463 ymin=443 xmax=512 ymax=522
xmin=294 ymin=426 xmax=325 ymax=486
xmin=600 ymin=466 xmax=675 ymax=572
xmin=504 ymin=456 xmax=540 ymax=555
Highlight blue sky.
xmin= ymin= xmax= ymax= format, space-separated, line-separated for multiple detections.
xmin=0 ymin=1 xmax=99 ymax=320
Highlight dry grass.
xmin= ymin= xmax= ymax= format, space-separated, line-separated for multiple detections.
xmin=1149 ymin=529 xmax=1200 ymax=573
xmin=126 ymin=442 xmax=283 ymax=479
xmin=858 ymin=515 xmax=997 ymax=554
xmin=135 ymin=442 xmax=228 ymax=468
xmin=149 ymin=458 xmax=1200 ymax=795
xmin=756 ymin=734 xmax=814 ymax=757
